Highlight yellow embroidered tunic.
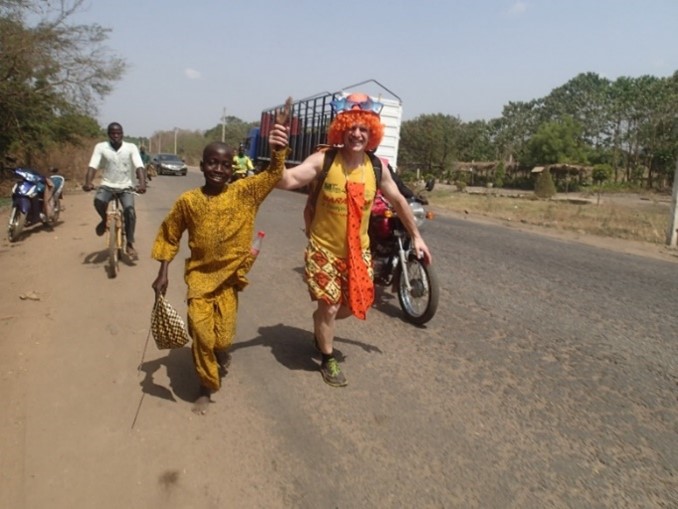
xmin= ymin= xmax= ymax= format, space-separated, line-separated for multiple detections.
xmin=310 ymin=152 xmax=377 ymax=258
xmin=151 ymin=150 xmax=285 ymax=299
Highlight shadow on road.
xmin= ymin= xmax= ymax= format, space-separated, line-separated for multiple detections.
xmin=83 ymin=248 xmax=138 ymax=268
xmin=7 ymin=220 xmax=61 ymax=243
xmin=138 ymin=347 xmax=197 ymax=403
xmin=230 ymin=323 xmax=382 ymax=371
xmin=83 ymin=248 xmax=108 ymax=265
xmin=136 ymin=324 xmax=384 ymax=404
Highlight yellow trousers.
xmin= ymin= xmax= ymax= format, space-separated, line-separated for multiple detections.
xmin=187 ymin=286 xmax=238 ymax=391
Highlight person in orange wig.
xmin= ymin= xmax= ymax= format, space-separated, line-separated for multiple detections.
xmin=275 ymin=93 xmax=432 ymax=387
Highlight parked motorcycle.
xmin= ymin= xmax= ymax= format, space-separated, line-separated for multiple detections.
xmin=7 ymin=167 xmax=65 ymax=242
xmin=369 ymin=194 xmax=439 ymax=325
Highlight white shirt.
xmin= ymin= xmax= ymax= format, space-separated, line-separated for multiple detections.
xmin=88 ymin=140 xmax=143 ymax=189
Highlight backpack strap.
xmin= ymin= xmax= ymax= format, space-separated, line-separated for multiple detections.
xmin=306 ymin=147 xmax=338 ymax=214
xmin=366 ymin=152 xmax=383 ymax=187
xmin=306 ymin=147 xmax=383 ymax=224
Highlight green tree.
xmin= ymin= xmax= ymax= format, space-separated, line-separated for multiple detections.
xmin=457 ymin=120 xmax=494 ymax=162
xmin=0 ymin=0 xmax=125 ymax=156
xmin=524 ymin=116 xmax=589 ymax=166
xmin=399 ymin=114 xmax=462 ymax=177
xmin=635 ymin=74 xmax=678 ymax=188
xmin=204 ymin=116 xmax=257 ymax=150
xmin=541 ymin=72 xmax=611 ymax=148
xmin=148 ymin=129 xmax=207 ymax=164
xmin=592 ymin=164 xmax=612 ymax=184
xmin=494 ymin=99 xmax=542 ymax=164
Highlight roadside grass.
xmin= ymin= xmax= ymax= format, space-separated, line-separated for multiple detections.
xmin=0 ymin=163 xmax=672 ymax=246
xmin=0 ymin=181 xmax=14 ymax=208
xmin=0 ymin=140 xmax=94 ymax=210
xmin=426 ymin=189 xmax=670 ymax=245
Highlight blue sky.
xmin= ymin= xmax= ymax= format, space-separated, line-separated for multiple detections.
xmin=68 ymin=0 xmax=677 ymax=137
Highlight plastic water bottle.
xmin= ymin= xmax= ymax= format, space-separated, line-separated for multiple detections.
xmin=250 ymin=231 xmax=265 ymax=256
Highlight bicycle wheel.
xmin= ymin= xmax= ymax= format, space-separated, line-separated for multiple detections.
xmin=107 ymin=214 xmax=119 ymax=278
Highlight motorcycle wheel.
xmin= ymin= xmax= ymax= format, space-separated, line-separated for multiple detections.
xmin=8 ymin=208 xmax=26 ymax=242
xmin=396 ymin=257 xmax=439 ymax=325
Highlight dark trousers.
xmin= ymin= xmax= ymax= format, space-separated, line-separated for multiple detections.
xmin=94 ymin=186 xmax=136 ymax=244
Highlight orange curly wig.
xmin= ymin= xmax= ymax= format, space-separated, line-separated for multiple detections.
xmin=327 ymin=111 xmax=385 ymax=151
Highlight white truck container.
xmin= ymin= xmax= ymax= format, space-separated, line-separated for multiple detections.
xmin=248 ymin=79 xmax=403 ymax=170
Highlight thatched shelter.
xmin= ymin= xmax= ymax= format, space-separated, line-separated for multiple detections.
xmin=452 ymin=161 xmax=527 ymax=185
xmin=540 ymin=164 xmax=593 ymax=188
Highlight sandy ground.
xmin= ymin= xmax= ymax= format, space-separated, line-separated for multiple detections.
xmin=0 ymin=182 xmax=676 ymax=507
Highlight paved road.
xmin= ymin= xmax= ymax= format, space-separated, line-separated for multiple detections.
xmin=1 ymin=170 xmax=676 ymax=508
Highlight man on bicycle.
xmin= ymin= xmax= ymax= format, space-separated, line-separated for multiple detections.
xmin=82 ymin=122 xmax=147 ymax=259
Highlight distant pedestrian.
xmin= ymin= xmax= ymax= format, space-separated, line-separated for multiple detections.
xmin=139 ymin=146 xmax=154 ymax=181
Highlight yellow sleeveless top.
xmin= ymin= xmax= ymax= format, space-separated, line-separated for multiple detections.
xmin=310 ymin=152 xmax=377 ymax=258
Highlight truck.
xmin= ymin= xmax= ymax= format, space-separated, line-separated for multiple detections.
xmin=244 ymin=79 xmax=403 ymax=171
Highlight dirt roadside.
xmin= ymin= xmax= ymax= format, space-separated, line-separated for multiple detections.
xmin=0 ymin=186 xmax=676 ymax=507
xmin=431 ymin=204 xmax=678 ymax=264
xmin=419 ymin=183 xmax=678 ymax=264
xmin=0 ymin=189 xmax=228 ymax=507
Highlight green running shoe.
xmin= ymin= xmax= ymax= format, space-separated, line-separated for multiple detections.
xmin=320 ymin=357 xmax=347 ymax=387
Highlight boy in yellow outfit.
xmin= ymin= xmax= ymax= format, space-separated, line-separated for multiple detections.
xmin=151 ymin=133 xmax=288 ymax=414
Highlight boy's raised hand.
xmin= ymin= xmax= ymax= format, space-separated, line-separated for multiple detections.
xmin=275 ymin=96 xmax=292 ymax=126
xmin=269 ymin=96 xmax=292 ymax=150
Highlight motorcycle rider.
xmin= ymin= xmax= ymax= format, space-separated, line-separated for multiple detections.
xmin=232 ymin=144 xmax=254 ymax=180
xmin=139 ymin=145 xmax=153 ymax=182
xmin=274 ymin=92 xmax=432 ymax=387
xmin=82 ymin=122 xmax=147 ymax=259
xmin=23 ymin=167 xmax=57 ymax=221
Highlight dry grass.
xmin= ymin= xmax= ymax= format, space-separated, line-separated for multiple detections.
xmin=0 ymin=149 xmax=673 ymax=247
xmin=0 ymin=139 xmax=97 ymax=204
xmin=426 ymin=188 xmax=671 ymax=245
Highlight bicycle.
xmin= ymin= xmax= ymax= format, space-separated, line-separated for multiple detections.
xmin=106 ymin=194 xmax=125 ymax=278
xmin=105 ymin=188 xmax=138 ymax=278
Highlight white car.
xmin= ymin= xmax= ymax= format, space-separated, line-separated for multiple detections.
xmin=152 ymin=153 xmax=188 ymax=176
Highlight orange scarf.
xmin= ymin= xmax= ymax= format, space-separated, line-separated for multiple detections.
xmin=345 ymin=181 xmax=374 ymax=319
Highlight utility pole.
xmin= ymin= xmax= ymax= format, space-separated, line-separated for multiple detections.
xmin=174 ymin=127 xmax=178 ymax=155
xmin=666 ymin=157 xmax=678 ymax=248
xmin=221 ymin=107 xmax=226 ymax=143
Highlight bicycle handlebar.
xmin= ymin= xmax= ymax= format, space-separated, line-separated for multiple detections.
xmin=82 ymin=184 xmax=141 ymax=195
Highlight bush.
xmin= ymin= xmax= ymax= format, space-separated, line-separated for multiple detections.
xmin=555 ymin=179 xmax=581 ymax=193
xmin=592 ymin=164 xmax=613 ymax=184
xmin=534 ymin=169 xmax=557 ymax=199
xmin=494 ymin=161 xmax=506 ymax=188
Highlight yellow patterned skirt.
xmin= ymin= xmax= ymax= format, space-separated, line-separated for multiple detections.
xmin=304 ymin=239 xmax=373 ymax=307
